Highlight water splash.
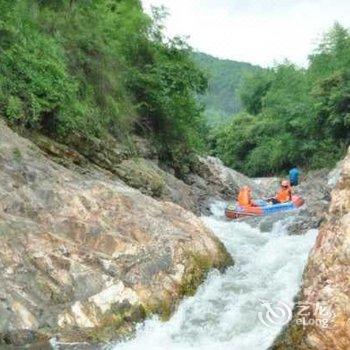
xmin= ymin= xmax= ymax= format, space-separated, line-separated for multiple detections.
xmin=111 ymin=202 xmax=317 ymax=350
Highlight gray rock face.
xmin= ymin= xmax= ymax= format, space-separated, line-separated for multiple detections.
xmin=109 ymin=155 xmax=263 ymax=216
xmin=0 ymin=122 xmax=232 ymax=345
xmin=31 ymin=134 xmax=257 ymax=216
xmin=285 ymin=169 xmax=333 ymax=235
xmin=192 ymin=156 xmax=264 ymax=198
xmin=182 ymin=156 xmax=264 ymax=214
xmin=272 ymin=147 xmax=350 ymax=350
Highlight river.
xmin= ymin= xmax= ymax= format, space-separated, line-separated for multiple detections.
xmin=110 ymin=202 xmax=317 ymax=350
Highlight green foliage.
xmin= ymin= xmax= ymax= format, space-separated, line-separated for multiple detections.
xmin=312 ymin=70 xmax=350 ymax=140
xmin=0 ymin=0 xmax=207 ymax=173
xmin=12 ymin=147 xmax=22 ymax=163
xmin=5 ymin=96 xmax=24 ymax=122
xmin=1 ymin=37 xmax=85 ymax=133
xmin=239 ymin=70 xmax=273 ymax=115
xmin=129 ymin=37 xmax=208 ymax=174
xmin=212 ymin=24 xmax=350 ymax=176
xmin=193 ymin=52 xmax=262 ymax=125
xmin=0 ymin=1 xmax=84 ymax=133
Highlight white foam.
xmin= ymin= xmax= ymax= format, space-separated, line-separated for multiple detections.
xmin=111 ymin=202 xmax=317 ymax=350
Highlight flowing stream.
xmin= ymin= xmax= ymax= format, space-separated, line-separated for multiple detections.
xmin=111 ymin=202 xmax=317 ymax=350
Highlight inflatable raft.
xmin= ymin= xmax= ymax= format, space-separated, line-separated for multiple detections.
xmin=225 ymin=195 xmax=305 ymax=219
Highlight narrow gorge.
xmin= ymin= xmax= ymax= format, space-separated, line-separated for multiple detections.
xmin=1 ymin=1 xmax=350 ymax=349
xmin=0 ymin=121 xmax=349 ymax=350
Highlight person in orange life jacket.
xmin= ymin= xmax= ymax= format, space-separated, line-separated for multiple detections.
xmin=268 ymin=180 xmax=292 ymax=204
xmin=237 ymin=186 xmax=256 ymax=206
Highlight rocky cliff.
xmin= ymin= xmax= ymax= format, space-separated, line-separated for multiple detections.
xmin=30 ymin=132 xmax=259 ymax=217
xmin=272 ymin=147 xmax=350 ymax=349
xmin=0 ymin=122 xmax=235 ymax=346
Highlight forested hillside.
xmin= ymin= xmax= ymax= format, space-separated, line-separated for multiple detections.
xmin=0 ymin=1 xmax=348 ymax=179
xmin=212 ymin=23 xmax=350 ymax=176
xmin=193 ymin=52 xmax=262 ymax=125
xmin=0 ymin=0 xmax=207 ymax=175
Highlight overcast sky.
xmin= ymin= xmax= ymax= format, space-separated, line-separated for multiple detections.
xmin=141 ymin=0 xmax=350 ymax=67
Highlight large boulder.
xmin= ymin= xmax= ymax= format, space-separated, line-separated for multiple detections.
xmin=0 ymin=122 xmax=232 ymax=345
xmin=32 ymin=134 xmax=262 ymax=215
xmin=188 ymin=156 xmax=264 ymax=201
xmin=272 ymin=147 xmax=350 ymax=349
xmin=31 ymin=134 xmax=259 ymax=215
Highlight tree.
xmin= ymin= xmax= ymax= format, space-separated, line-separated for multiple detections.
xmin=239 ymin=70 xmax=273 ymax=115
xmin=212 ymin=24 xmax=350 ymax=176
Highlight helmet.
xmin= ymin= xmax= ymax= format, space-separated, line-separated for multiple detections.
xmin=281 ymin=180 xmax=289 ymax=187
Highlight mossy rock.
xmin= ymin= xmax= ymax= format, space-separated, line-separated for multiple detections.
xmin=29 ymin=132 xmax=89 ymax=169
xmin=59 ymin=303 xmax=146 ymax=344
xmin=213 ymin=238 xmax=234 ymax=271
xmin=270 ymin=300 xmax=312 ymax=350
xmin=143 ymin=248 xmax=233 ymax=322
xmin=115 ymin=158 xmax=166 ymax=197
xmin=142 ymin=295 xmax=174 ymax=322
xmin=179 ymin=253 xmax=212 ymax=297
xmin=270 ymin=322 xmax=309 ymax=350
xmin=179 ymin=247 xmax=233 ymax=297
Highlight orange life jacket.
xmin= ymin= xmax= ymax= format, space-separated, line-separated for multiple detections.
xmin=276 ymin=186 xmax=292 ymax=203
xmin=237 ymin=187 xmax=252 ymax=206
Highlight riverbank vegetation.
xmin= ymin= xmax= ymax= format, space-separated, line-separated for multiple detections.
xmin=0 ymin=0 xmax=207 ymax=175
xmin=212 ymin=23 xmax=350 ymax=176
xmin=0 ymin=1 xmax=349 ymax=177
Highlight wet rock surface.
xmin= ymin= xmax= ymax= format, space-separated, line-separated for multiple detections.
xmin=2 ymin=120 xmax=346 ymax=349
xmin=31 ymin=134 xmax=257 ymax=216
xmin=190 ymin=156 xmax=264 ymax=199
xmin=183 ymin=155 xmax=264 ymax=215
xmin=272 ymin=147 xmax=350 ymax=350
xmin=0 ymin=122 xmax=233 ymax=346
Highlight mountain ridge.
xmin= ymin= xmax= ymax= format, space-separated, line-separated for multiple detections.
xmin=193 ymin=51 xmax=263 ymax=124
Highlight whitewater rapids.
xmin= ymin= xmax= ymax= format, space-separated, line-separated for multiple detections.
xmin=111 ymin=202 xmax=317 ymax=350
